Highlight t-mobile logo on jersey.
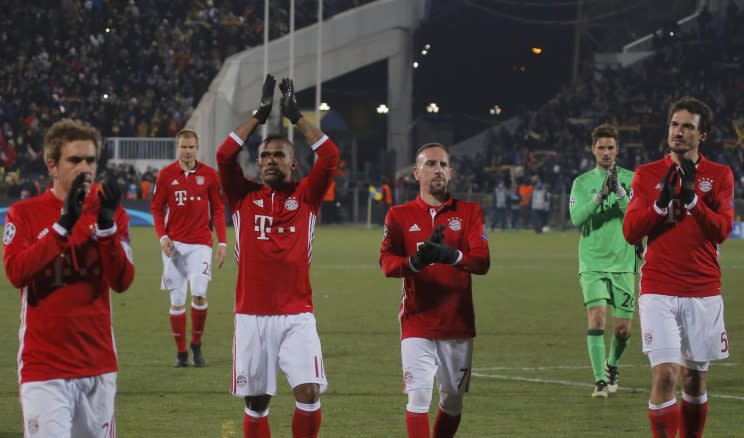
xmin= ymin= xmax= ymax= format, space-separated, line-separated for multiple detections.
xmin=254 ymin=215 xmax=296 ymax=239
xmin=175 ymin=190 xmax=188 ymax=206
xmin=254 ymin=215 xmax=273 ymax=240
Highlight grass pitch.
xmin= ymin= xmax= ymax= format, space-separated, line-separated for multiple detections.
xmin=1 ymin=226 xmax=742 ymax=437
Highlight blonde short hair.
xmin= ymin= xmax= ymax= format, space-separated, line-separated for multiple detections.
xmin=43 ymin=119 xmax=102 ymax=164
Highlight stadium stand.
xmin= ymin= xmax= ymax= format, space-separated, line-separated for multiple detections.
xmin=443 ymin=5 xmax=744 ymax=203
xmin=0 ymin=0 xmax=372 ymax=198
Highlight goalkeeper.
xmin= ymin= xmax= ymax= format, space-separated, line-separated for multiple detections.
xmin=569 ymin=124 xmax=640 ymax=398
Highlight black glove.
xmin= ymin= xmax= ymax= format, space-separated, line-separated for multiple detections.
xmin=253 ymin=74 xmax=276 ymax=124
xmin=97 ymin=179 xmax=121 ymax=230
xmin=409 ymin=225 xmax=445 ymax=271
xmin=679 ymin=159 xmax=696 ymax=206
xmin=57 ymin=173 xmax=87 ymax=233
xmin=655 ymin=164 xmax=678 ymax=210
xmin=635 ymin=243 xmax=645 ymax=260
xmin=608 ymin=163 xmax=620 ymax=192
xmin=598 ymin=174 xmax=611 ymax=201
xmin=425 ymin=238 xmax=460 ymax=265
xmin=279 ymin=78 xmax=302 ymax=124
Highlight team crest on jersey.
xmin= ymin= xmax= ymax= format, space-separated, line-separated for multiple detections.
xmin=643 ymin=330 xmax=653 ymax=346
xmin=3 ymin=222 xmax=15 ymax=245
xmin=699 ymin=177 xmax=713 ymax=192
xmin=569 ymin=196 xmax=576 ymax=208
xmin=481 ymin=224 xmax=488 ymax=241
xmin=284 ymin=197 xmax=299 ymax=211
xmin=196 ymin=176 xmax=205 ymax=185
xmin=628 ymin=188 xmax=634 ymax=201
xmin=383 ymin=225 xmax=388 ymax=239
xmin=448 ymin=217 xmax=462 ymax=231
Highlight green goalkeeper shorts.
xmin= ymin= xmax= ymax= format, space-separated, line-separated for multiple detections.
xmin=579 ymin=272 xmax=637 ymax=318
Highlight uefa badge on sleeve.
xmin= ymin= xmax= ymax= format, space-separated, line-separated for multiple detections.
xmin=481 ymin=224 xmax=488 ymax=240
xmin=3 ymin=222 xmax=16 ymax=245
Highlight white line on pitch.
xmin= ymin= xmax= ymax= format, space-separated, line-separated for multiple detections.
xmin=474 ymin=363 xmax=738 ymax=372
xmin=474 ymin=365 xmax=633 ymax=371
xmin=472 ymin=373 xmax=744 ymax=401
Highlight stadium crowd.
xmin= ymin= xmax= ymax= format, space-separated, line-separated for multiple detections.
xmin=1 ymin=1 xmax=743 ymax=217
xmin=444 ymin=4 xmax=744 ymax=201
xmin=0 ymin=0 xmax=370 ymax=196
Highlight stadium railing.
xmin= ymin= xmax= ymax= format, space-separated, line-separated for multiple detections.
xmin=105 ymin=137 xmax=176 ymax=173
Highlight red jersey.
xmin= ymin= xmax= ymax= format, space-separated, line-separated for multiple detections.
xmin=3 ymin=187 xmax=135 ymax=383
xmin=379 ymin=195 xmax=490 ymax=340
xmin=150 ymin=161 xmax=227 ymax=246
xmin=216 ymin=132 xmax=339 ymax=315
xmin=623 ymin=154 xmax=734 ymax=297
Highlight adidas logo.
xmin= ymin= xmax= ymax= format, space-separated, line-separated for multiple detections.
xmin=171 ymin=179 xmax=179 ymax=185
xmin=408 ymin=224 xmax=421 ymax=232
xmin=253 ymin=199 xmax=264 ymax=208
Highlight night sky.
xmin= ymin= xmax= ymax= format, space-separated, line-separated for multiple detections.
xmin=299 ymin=1 xmax=578 ymax=150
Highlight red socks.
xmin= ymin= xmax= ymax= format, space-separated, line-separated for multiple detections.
xmin=292 ymin=402 xmax=322 ymax=438
xmin=168 ymin=310 xmax=187 ymax=352
xmin=649 ymin=400 xmax=679 ymax=438
xmin=190 ymin=304 xmax=208 ymax=345
xmin=244 ymin=410 xmax=270 ymax=438
xmin=170 ymin=304 xmax=208 ymax=353
xmin=244 ymin=402 xmax=321 ymax=438
xmin=433 ymin=409 xmax=461 ymax=438
xmin=680 ymin=393 xmax=708 ymax=438
xmin=406 ymin=411 xmax=430 ymax=438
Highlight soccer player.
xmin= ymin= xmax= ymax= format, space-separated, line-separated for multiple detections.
xmin=151 ymin=129 xmax=227 ymax=367
xmin=3 ymin=118 xmax=135 ymax=437
xmin=623 ymin=97 xmax=734 ymax=437
xmin=216 ymin=75 xmax=339 ymax=438
xmin=569 ymin=123 xmax=638 ymax=398
xmin=379 ymin=143 xmax=490 ymax=438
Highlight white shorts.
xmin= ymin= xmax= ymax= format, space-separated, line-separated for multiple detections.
xmin=20 ymin=372 xmax=117 ymax=438
xmin=401 ymin=338 xmax=473 ymax=394
xmin=639 ymin=294 xmax=729 ymax=370
xmin=160 ymin=241 xmax=212 ymax=296
xmin=231 ymin=313 xmax=328 ymax=397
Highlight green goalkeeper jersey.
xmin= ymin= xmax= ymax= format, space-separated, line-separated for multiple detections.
xmin=569 ymin=166 xmax=637 ymax=274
